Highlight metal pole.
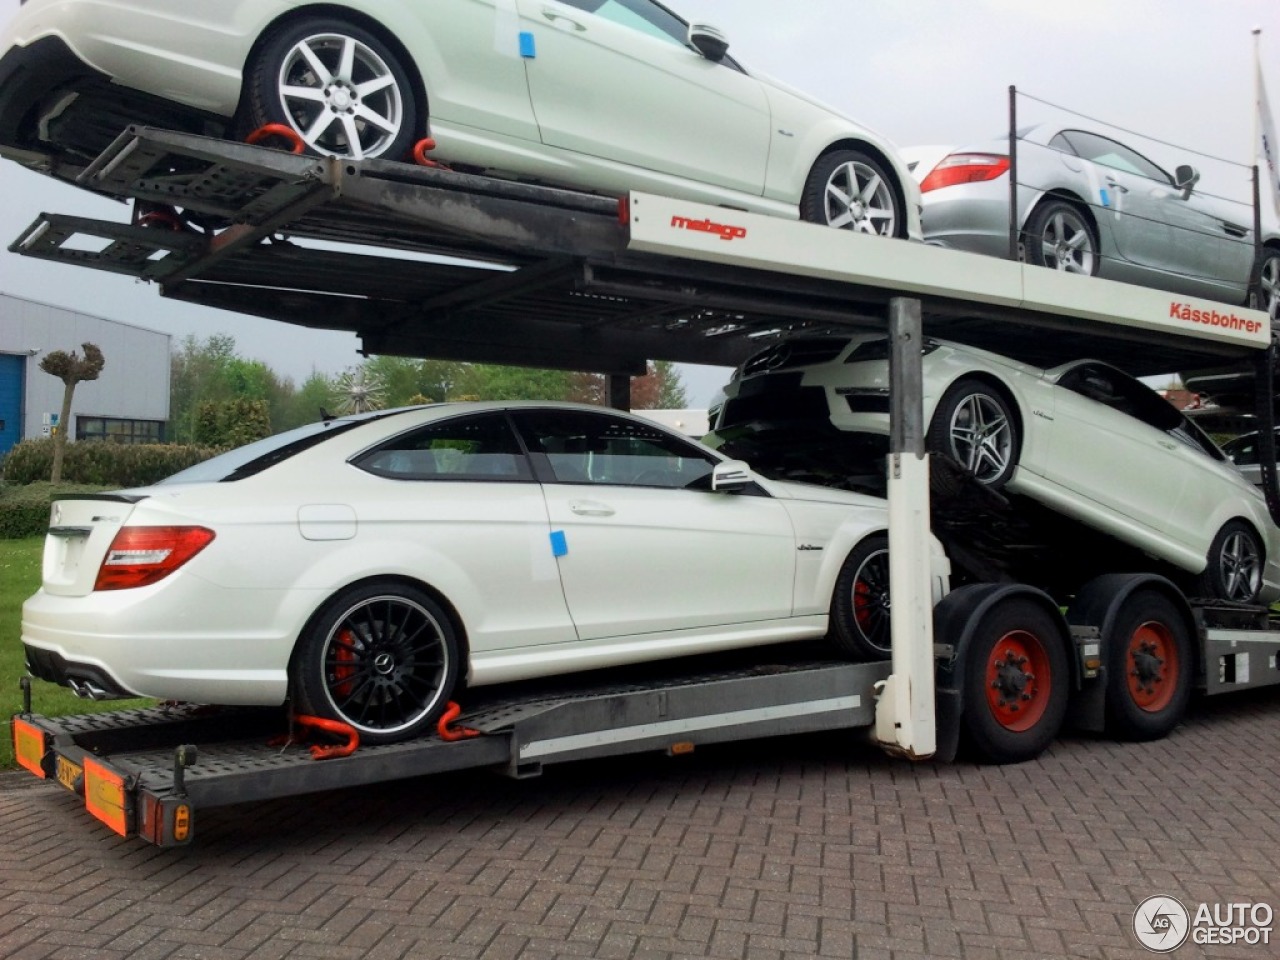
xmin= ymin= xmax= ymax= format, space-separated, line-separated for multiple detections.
xmin=875 ymin=296 xmax=936 ymax=760
xmin=1008 ymin=85 xmax=1019 ymax=262
xmin=606 ymin=373 xmax=631 ymax=411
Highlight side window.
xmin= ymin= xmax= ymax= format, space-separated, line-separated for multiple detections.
xmin=513 ymin=409 xmax=716 ymax=489
xmin=1059 ymin=130 xmax=1171 ymax=184
xmin=353 ymin=413 xmax=531 ymax=481
xmin=554 ymin=0 xmax=688 ymax=45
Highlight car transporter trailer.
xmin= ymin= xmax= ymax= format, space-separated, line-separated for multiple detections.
xmin=7 ymin=126 xmax=1280 ymax=845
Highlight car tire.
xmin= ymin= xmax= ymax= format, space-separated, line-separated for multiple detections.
xmin=1024 ymin=199 xmax=1099 ymax=276
xmin=1103 ymin=590 xmax=1193 ymax=742
xmin=829 ymin=535 xmax=892 ymax=660
xmin=799 ymin=149 xmax=904 ymax=238
xmin=292 ymin=581 xmax=460 ymax=744
xmin=243 ymin=18 xmax=418 ymax=161
xmin=927 ymin=378 xmax=1020 ymax=489
xmin=1256 ymin=246 xmax=1280 ymax=322
xmin=1193 ymin=520 xmax=1264 ymax=604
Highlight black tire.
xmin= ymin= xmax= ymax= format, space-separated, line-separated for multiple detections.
xmin=1194 ymin=520 xmax=1264 ymax=603
xmin=927 ymin=378 xmax=1020 ymax=489
xmin=244 ymin=18 xmax=419 ymax=161
xmin=961 ymin=598 xmax=1069 ymax=764
xmin=799 ymin=149 xmax=905 ymax=238
xmin=292 ymin=581 xmax=459 ymax=744
xmin=1024 ymin=199 xmax=1099 ymax=276
xmin=1255 ymin=246 xmax=1280 ymax=323
xmin=829 ymin=535 xmax=891 ymax=660
xmin=1103 ymin=591 xmax=1193 ymax=741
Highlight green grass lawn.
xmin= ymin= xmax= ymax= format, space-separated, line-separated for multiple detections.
xmin=2 ymin=537 xmax=151 ymax=768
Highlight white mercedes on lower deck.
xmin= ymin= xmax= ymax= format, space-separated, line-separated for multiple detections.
xmin=23 ymin=402 xmax=945 ymax=743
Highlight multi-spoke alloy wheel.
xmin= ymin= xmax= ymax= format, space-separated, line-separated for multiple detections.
xmin=927 ymin=378 xmax=1020 ymax=489
xmin=246 ymin=19 xmax=417 ymax=161
xmin=1025 ymin=199 xmax=1099 ymax=276
xmin=1195 ymin=521 xmax=1264 ymax=603
xmin=830 ymin=535 xmax=892 ymax=660
xmin=294 ymin=583 xmax=458 ymax=743
xmin=1257 ymin=249 xmax=1280 ymax=323
xmin=800 ymin=149 xmax=902 ymax=237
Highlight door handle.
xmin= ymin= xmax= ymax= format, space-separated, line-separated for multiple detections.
xmin=570 ymin=501 xmax=615 ymax=517
xmin=1105 ymin=179 xmax=1129 ymax=194
xmin=542 ymin=8 xmax=586 ymax=30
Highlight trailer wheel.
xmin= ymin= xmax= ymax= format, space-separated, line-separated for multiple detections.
xmin=800 ymin=149 xmax=904 ymax=238
xmin=927 ymin=378 xmax=1020 ymax=489
xmin=293 ymin=582 xmax=459 ymax=744
xmin=1194 ymin=520 xmax=1264 ymax=603
xmin=244 ymin=18 xmax=418 ymax=161
xmin=829 ymin=535 xmax=891 ymax=660
xmin=963 ymin=598 xmax=1068 ymax=763
xmin=1104 ymin=591 xmax=1192 ymax=741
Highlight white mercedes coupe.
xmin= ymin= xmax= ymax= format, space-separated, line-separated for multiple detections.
xmin=0 ymin=0 xmax=920 ymax=239
xmin=23 ymin=402 xmax=946 ymax=743
xmin=713 ymin=335 xmax=1280 ymax=605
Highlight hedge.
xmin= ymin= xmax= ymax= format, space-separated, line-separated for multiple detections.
xmin=1 ymin=438 xmax=219 ymax=488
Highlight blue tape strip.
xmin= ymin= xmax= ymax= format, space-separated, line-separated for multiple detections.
xmin=550 ymin=530 xmax=567 ymax=557
xmin=519 ymin=31 xmax=536 ymax=58
xmin=1099 ymin=188 xmax=1111 ymax=208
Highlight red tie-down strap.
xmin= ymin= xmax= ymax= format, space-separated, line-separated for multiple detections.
xmin=245 ymin=123 xmax=305 ymax=155
xmin=268 ymin=714 xmax=361 ymax=760
xmin=437 ymin=702 xmax=481 ymax=741
xmin=412 ymin=137 xmax=452 ymax=170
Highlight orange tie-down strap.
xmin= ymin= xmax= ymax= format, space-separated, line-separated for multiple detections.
xmin=268 ymin=703 xmax=481 ymax=759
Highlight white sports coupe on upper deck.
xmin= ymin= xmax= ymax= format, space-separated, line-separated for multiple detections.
xmin=712 ymin=334 xmax=1280 ymax=605
xmin=23 ymin=402 xmax=947 ymax=743
xmin=0 ymin=0 xmax=920 ymax=239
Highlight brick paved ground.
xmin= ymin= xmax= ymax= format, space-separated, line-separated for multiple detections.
xmin=1 ymin=689 xmax=1278 ymax=960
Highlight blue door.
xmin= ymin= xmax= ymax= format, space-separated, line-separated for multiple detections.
xmin=0 ymin=354 xmax=24 ymax=459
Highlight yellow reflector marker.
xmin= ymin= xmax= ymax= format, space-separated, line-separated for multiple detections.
xmin=12 ymin=718 xmax=47 ymax=779
xmin=83 ymin=757 xmax=130 ymax=836
xmin=668 ymin=741 xmax=696 ymax=756
xmin=173 ymin=804 xmax=192 ymax=843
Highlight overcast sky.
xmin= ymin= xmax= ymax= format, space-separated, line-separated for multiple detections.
xmin=2 ymin=0 xmax=1279 ymax=404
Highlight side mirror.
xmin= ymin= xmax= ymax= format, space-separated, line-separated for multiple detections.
xmin=689 ymin=24 xmax=729 ymax=62
xmin=1174 ymin=164 xmax=1200 ymax=199
xmin=711 ymin=459 xmax=752 ymax=492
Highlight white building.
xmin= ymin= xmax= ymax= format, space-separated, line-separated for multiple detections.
xmin=0 ymin=294 xmax=170 ymax=458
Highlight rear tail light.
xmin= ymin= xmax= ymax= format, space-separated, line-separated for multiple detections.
xmin=919 ymin=153 xmax=1010 ymax=192
xmin=95 ymin=526 xmax=215 ymax=591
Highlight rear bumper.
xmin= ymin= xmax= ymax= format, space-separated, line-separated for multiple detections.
xmin=24 ymin=644 xmax=136 ymax=700
xmin=0 ymin=34 xmax=102 ymax=158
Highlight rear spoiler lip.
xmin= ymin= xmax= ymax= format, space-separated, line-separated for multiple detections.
xmin=50 ymin=493 xmax=149 ymax=504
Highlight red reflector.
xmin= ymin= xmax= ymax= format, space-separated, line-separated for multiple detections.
xmin=95 ymin=526 xmax=215 ymax=591
xmin=919 ymin=153 xmax=1010 ymax=193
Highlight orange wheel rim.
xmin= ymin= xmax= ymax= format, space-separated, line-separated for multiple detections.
xmin=985 ymin=630 xmax=1052 ymax=732
xmin=1126 ymin=620 xmax=1179 ymax=713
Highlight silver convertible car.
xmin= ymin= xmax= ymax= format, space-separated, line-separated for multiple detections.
xmin=908 ymin=126 xmax=1280 ymax=319
xmin=0 ymin=0 xmax=920 ymax=239
xmin=711 ymin=333 xmax=1280 ymax=606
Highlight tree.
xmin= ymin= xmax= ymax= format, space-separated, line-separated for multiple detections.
xmin=39 ymin=342 xmax=105 ymax=482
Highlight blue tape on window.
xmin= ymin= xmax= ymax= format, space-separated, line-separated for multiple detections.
xmin=550 ymin=530 xmax=567 ymax=557
xmin=1100 ymin=188 xmax=1111 ymax=208
xmin=519 ymin=31 xmax=536 ymax=58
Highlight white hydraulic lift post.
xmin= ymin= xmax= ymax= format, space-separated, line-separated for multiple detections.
xmin=876 ymin=297 xmax=936 ymax=759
